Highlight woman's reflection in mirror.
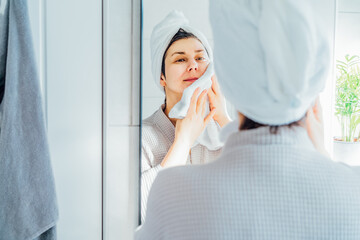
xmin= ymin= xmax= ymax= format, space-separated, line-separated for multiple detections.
xmin=141 ymin=12 xmax=231 ymax=222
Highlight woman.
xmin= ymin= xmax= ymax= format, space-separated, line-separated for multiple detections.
xmin=141 ymin=11 xmax=231 ymax=221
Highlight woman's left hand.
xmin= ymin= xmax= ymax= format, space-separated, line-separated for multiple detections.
xmin=207 ymin=74 xmax=231 ymax=127
xmin=305 ymin=97 xmax=329 ymax=157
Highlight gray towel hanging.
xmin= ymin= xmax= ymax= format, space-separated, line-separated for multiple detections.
xmin=0 ymin=0 xmax=58 ymax=239
xmin=0 ymin=0 xmax=7 ymax=105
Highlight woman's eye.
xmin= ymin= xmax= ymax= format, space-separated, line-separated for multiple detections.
xmin=175 ymin=59 xmax=185 ymax=62
xmin=197 ymin=57 xmax=205 ymax=61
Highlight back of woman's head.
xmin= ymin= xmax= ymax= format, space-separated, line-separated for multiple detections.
xmin=209 ymin=0 xmax=334 ymax=126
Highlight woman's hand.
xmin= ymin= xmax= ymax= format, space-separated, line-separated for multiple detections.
xmin=161 ymin=88 xmax=216 ymax=167
xmin=207 ymin=75 xmax=231 ymax=127
xmin=175 ymin=87 xmax=216 ymax=148
xmin=306 ymin=98 xmax=329 ymax=157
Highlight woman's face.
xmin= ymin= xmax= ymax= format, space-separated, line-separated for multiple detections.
xmin=161 ymin=38 xmax=209 ymax=99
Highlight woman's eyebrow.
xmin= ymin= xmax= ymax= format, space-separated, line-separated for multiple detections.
xmin=171 ymin=49 xmax=204 ymax=57
xmin=171 ymin=51 xmax=185 ymax=56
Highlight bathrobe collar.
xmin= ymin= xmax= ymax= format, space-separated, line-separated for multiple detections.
xmin=222 ymin=125 xmax=315 ymax=155
xmin=153 ymin=104 xmax=176 ymax=144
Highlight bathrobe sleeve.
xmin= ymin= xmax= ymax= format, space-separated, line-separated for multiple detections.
xmin=136 ymin=170 xmax=169 ymax=240
xmin=140 ymin=143 xmax=163 ymax=223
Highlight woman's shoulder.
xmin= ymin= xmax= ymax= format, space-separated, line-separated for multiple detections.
xmin=142 ymin=115 xmax=159 ymax=138
xmin=142 ymin=110 xmax=161 ymax=134
xmin=142 ymin=110 xmax=157 ymax=126
xmin=142 ymin=109 xmax=168 ymax=144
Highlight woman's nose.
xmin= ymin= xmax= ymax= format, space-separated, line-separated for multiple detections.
xmin=187 ymin=59 xmax=198 ymax=71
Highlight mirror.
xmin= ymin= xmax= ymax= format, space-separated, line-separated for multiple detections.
xmin=140 ymin=0 xmax=237 ymax=222
xmin=140 ymin=0 xmax=360 ymax=228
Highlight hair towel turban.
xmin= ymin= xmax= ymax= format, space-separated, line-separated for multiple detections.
xmin=209 ymin=0 xmax=334 ymax=125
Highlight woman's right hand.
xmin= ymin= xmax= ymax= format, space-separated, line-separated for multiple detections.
xmin=160 ymin=88 xmax=216 ymax=168
xmin=174 ymin=87 xmax=216 ymax=149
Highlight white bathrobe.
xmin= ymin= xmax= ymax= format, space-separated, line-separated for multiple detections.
xmin=136 ymin=126 xmax=360 ymax=239
xmin=141 ymin=105 xmax=222 ymax=223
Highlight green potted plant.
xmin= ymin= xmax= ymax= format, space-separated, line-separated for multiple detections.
xmin=333 ymin=54 xmax=360 ymax=166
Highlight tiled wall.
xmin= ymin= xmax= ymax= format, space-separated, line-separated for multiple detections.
xmin=29 ymin=0 xmax=103 ymax=239
xmin=45 ymin=1 xmax=103 ymax=239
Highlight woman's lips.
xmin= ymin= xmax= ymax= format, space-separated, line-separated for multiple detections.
xmin=184 ymin=77 xmax=198 ymax=83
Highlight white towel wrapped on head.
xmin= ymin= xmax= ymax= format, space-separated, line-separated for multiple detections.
xmin=209 ymin=0 xmax=333 ymax=125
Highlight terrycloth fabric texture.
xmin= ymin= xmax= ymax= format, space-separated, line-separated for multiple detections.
xmin=209 ymin=0 xmax=333 ymax=125
xmin=150 ymin=10 xmax=223 ymax=150
xmin=136 ymin=126 xmax=360 ymax=239
xmin=141 ymin=105 xmax=222 ymax=223
xmin=0 ymin=0 xmax=58 ymax=239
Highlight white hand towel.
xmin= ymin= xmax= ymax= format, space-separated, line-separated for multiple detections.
xmin=169 ymin=62 xmax=213 ymax=119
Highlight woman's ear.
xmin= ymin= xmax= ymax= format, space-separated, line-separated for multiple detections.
xmin=160 ymin=74 xmax=166 ymax=87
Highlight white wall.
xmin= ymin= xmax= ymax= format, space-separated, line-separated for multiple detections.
xmin=46 ymin=0 xmax=103 ymax=239
xmin=316 ymin=1 xmax=337 ymax=156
